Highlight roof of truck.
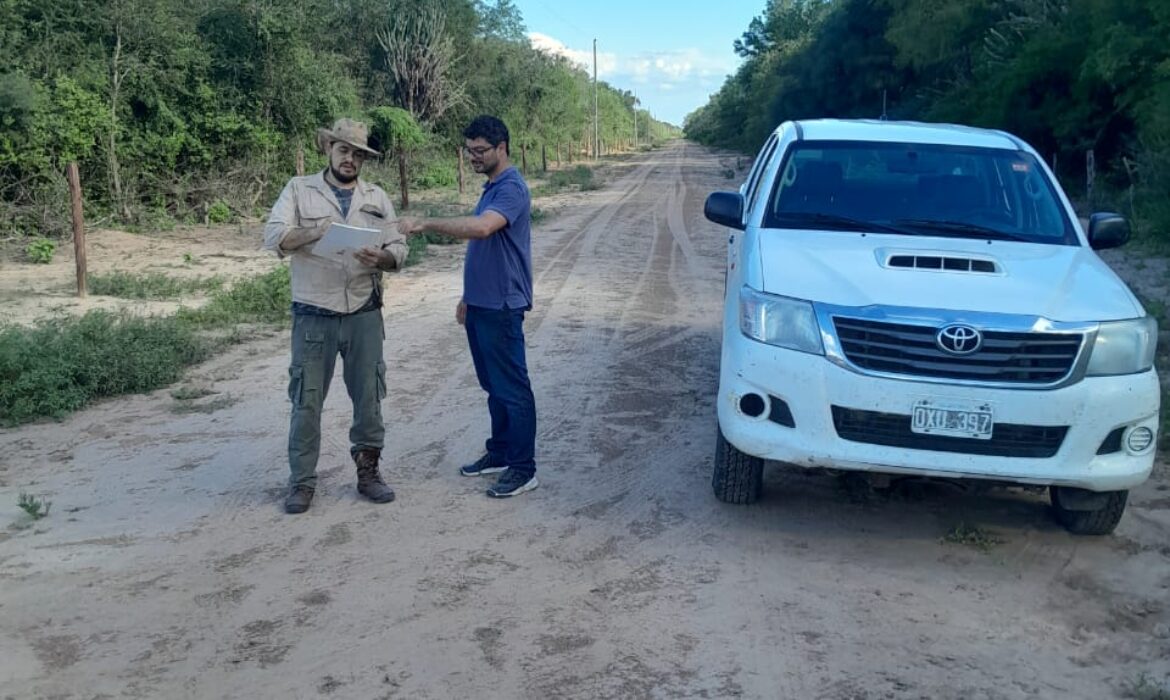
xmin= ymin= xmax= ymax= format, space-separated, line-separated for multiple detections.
xmin=788 ymin=119 xmax=1025 ymax=151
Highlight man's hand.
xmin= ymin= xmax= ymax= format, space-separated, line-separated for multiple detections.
xmin=396 ymin=216 xmax=426 ymax=236
xmin=279 ymin=220 xmax=331 ymax=253
xmin=456 ymin=300 xmax=466 ymax=326
xmin=353 ymin=246 xmax=398 ymax=270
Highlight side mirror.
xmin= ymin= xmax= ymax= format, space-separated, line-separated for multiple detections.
xmin=705 ymin=192 xmax=745 ymax=230
xmin=1087 ymin=212 xmax=1130 ymax=250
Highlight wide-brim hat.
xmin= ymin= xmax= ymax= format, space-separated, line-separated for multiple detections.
xmin=316 ymin=118 xmax=380 ymax=156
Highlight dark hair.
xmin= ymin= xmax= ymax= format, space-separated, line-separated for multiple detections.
xmin=463 ymin=115 xmax=510 ymax=155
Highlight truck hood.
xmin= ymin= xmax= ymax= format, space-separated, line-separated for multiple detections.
xmin=755 ymin=230 xmax=1143 ymax=322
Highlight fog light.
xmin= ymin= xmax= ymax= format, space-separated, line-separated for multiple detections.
xmin=1126 ymin=427 xmax=1154 ymax=453
xmin=739 ymin=393 xmax=766 ymax=418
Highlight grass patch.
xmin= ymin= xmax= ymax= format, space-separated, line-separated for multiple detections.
xmin=534 ymin=165 xmax=600 ymax=195
xmin=175 ymin=265 xmax=290 ymax=327
xmin=0 ymin=265 xmax=292 ymax=426
xmin=171 ymin=394 xmax=238 ymax=415
xmin=170 ymin=386 xmax=215 ymax=401
xmin=940 ymin=522 xmax=1005 ymax=552
xmin=0 ymin=311 xmax=213 ymax=425
xmin=17 ymin=493 xmax=51 ymax=520
xmin=1122 ymin=674 xmax=1170 ymax=700
xmin=89 ymin=271 xmax=224 ymax=299
xmin=1 ymin=242 xmax=463 ymax=426
xmin=531 ymin=207 xmax=549 ymax=225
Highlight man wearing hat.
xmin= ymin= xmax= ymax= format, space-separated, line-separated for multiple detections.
xmin=263 ymin=118 xmax=407 ymax=514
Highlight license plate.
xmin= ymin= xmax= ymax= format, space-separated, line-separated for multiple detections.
xmin=910 ymin=399 xmax=994 ymax=440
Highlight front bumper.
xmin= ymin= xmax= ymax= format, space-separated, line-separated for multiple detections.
xmin=718 ymin=337 xmax=1160 ymax=491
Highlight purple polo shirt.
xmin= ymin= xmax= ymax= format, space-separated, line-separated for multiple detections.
xmin=464 ymin=166 xmax=532 ymax=310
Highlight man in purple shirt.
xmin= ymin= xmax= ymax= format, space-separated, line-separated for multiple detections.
xmin=397 ymin=116 xmax=538 ymax=498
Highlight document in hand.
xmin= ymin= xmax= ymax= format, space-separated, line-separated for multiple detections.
xmin=311 ymin=223 xmax=383 ymax=259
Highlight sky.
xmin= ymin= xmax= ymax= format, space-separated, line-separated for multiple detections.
xmin=511 ymin=0 xmax=763 ymax=127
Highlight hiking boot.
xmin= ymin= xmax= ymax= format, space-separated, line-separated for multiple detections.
xmin=354 ymin=449 xmax=395 ymax=503
xmin=459 ymin=453 xmax=507 ymax=477
xmin=284 ymin=485 xmax=315 ymax=514
xmin=486 ymin=468 xmax=539 ymax=498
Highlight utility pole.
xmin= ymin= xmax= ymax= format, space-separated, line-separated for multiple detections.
xmin=632 ymin=91 xmax=637 ymax=150
xmin=593 ymin=38 xmax=599 ymax=160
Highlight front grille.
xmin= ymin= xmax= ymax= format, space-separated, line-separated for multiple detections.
xmin=833 ymin=317 xmax=1083 ymax=385
xmin=831 ymin=406 xmax=1068 ymax=458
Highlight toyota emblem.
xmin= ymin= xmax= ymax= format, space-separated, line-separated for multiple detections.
xmin=936 ymin=324 xmax=983 ymax=355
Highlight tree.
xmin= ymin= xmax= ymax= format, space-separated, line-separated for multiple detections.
xmin=476 ymin=0 xmax=526 ymax=41
xmin=377 ymin=4 xmax=466 ymax=126
xmin=369 ymin=106 xmax=428 ymax=209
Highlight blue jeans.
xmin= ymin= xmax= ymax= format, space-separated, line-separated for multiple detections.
xmin=464 ymin=305 xmax=537 ymax=477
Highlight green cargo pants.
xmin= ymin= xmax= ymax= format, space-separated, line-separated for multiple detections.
xmin=287 ymin=309 xmax=387 ymax=488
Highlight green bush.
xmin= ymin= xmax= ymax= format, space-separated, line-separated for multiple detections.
xmin=25 ymin=238 xmax=56 ymax=264
xmin=207 ymin=200 xmax=232 ymax=224
xmin=0 ymin=311 xmax=211 ymax=425
xmin=178 ymin=264 xmax=291 ymax=326
xmin=412 ymin=161 xmax=457 ymax=189
xmin=0 ymin=264 xmax=294 ymax=425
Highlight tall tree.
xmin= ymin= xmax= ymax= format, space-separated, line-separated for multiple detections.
xmin=377 ymin=4 xmax=466 ymax=125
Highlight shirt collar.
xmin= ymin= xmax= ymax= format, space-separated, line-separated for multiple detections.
xmin=483 ymin=166 xmax=517 ymax=190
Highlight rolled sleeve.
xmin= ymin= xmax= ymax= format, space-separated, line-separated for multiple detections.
xmin=376 ymin=193 xmax=407 ymax=269
xmin=263 ymin=181 xmax=297 ymax=257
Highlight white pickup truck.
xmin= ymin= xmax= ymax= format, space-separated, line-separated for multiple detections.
xmin=704 ymin=119 xmax=1159 ymax=535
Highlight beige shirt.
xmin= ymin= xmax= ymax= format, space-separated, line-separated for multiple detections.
xmin=263 ymin=171 xmax=407 ymax=314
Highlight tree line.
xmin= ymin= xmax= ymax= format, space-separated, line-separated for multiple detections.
xmin=0 ymin=0 xmax=678 ymax=237
xmin=685 ymin=0 xmax=1169 ymax=236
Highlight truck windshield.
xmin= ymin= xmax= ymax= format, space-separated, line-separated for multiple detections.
xmin=763 ymin=140 xmax=1078 ymax=245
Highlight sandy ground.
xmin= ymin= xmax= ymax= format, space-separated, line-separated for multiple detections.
xmin=0 ymin=224 xmax=274 ymax=325
xmin=1 ymin=143 xmax=1168 ymax=699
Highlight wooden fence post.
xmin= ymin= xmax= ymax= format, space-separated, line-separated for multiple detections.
xmin=457 ymin=145 xmax=465 ymax=195
xmin=66 ymin=161 xmax=87 ymax=298
xmin=296 ymin=145 xmax=305 ymax=176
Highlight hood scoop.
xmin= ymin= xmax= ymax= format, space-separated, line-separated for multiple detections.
xmin=882 ymin=251 xmax=1001 ymax=274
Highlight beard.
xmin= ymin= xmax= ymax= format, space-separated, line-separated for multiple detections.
xmin=329 ymin=164 xmax=358 ymax=184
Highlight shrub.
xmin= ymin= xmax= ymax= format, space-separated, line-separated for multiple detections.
xmin=412 ymin=161 xmax=457 ymax=189
xmin=178 ymin=264 xmax=291 ymax=326
xmin=207 ymin=200 xmax=232 ymax=224
xmin=0 ymin=311 xmax=211 ymax=425
xmin=25 ymin=237 xmax=56 ymax=264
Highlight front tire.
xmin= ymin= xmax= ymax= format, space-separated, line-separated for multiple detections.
xmin=1050 ymin=487 xmax=1128 ymax=535
xmin=713 ymin=425 xmax=764 ymax=504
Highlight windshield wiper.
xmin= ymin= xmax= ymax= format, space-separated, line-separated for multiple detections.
xmin=772 ymin=212 xmax=915 ymax=236
xmin=893 ymin=219 xmax=1029 ymax=242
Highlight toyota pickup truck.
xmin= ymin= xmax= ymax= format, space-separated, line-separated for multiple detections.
xmin=704 ymin=119 xmax=1159 ymax=535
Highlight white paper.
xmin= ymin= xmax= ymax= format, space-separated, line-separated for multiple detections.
xmin=311 ymin=223 xmax=383 ymax=259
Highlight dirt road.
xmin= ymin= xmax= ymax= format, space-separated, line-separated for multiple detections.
xmin=2 ymin=143 xmax=1168 ymax=699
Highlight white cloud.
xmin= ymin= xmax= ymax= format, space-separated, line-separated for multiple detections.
xmin=528 ymin=32 xmax=618 ymax=76
xmin=529 ymin=33 xmax=734 ymax=93
xmin=526 ymin=32 xmax=738 ymax=124
xmin=625 ymin=49 xmax=735 ymax=91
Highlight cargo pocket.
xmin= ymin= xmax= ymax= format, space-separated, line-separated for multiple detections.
xmin=375 ymin=359 xmax=387 ymax=401
xmin=287 ymin=365 xmax=305 ymax=406
xmin=302 ymin=331 xmax=325 ymax=360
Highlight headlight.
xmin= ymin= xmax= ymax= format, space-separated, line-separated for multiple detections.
xmin=739 ymin=286 xmax=824 ymax=354
xmin=1085 ymin=317 xmax=1157 ymax=376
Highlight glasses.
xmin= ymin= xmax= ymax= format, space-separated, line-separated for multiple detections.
xmin=463 ymin=145 xmax=496 ymax=157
